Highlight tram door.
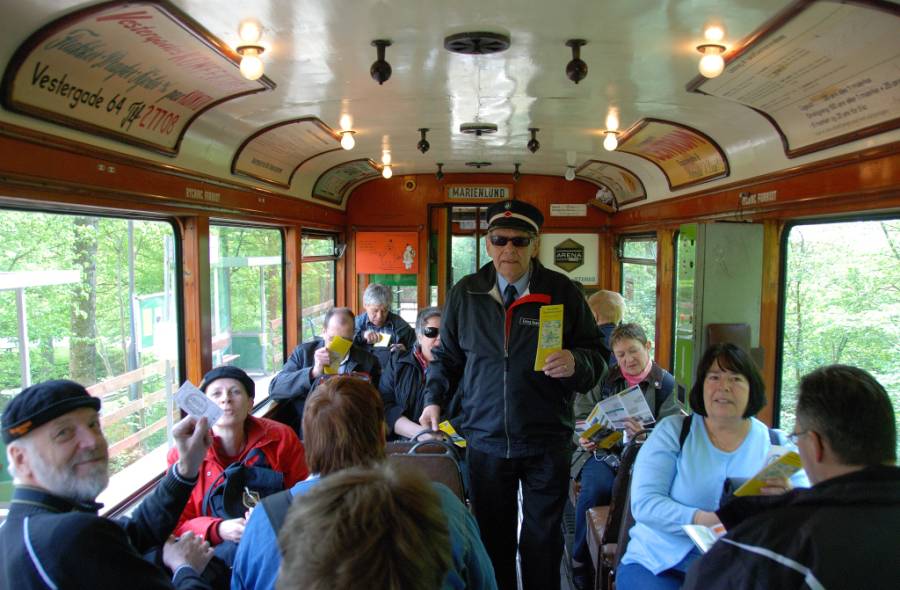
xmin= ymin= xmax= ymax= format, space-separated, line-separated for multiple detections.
xmin=448 ymin=206 xmax=490 ymax=290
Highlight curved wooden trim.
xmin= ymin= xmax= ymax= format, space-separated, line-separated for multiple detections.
xmin=687 ymin=0 xmax=900 ymax=158
xmin=0 ymin=0 xmax=274 ymax=156
xmin=230 ymin=116 xmax=343 ymax=187
xmin=616 ymin=118 xmax=730 ymax=190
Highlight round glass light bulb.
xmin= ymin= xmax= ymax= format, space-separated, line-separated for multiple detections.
xmin=382 ymin=165 xmax=393 ymax=179
xmin=704 ymin=25 xmax=725 ymax=42
xmin=603 ymin=132 xmax=618 ymax=151
xmin=240 ymin=52 xmax=264 ymax=81
xmin=699 ymin=52 xmax=725 ymax=78
xmin=565 ymin=167 xmax=575 ymax=181
xmin=341 ymin=132 xmax=355 ymax=150
xmin=239 ymin=20 xmax=262 ymax=44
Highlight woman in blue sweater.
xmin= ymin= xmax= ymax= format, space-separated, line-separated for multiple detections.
xmin=616 ymin=343 xmax=808 ymax=590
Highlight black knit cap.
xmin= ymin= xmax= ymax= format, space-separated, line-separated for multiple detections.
xmin=486 ymin=199 xmax=544 ymax=233
xmin=2 ymin=380 xmax=101 ymax=443
xmin=199 ymin=366 xmax=255 ymax=401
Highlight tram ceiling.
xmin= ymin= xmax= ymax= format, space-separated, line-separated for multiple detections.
xmin=0 ymin=0 xmax=898 ymax=209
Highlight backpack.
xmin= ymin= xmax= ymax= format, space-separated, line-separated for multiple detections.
xmin=201 ymin=448 xmax=285 ymax=519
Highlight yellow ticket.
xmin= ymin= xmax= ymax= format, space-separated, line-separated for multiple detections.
xmin=534 ymin=304 xmax=564 ymax=371
xmin=324 ymin=335 xmax=352 ymax=374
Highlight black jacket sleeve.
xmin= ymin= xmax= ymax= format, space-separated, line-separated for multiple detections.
xmin=268 ymin=343 xmax=317 ymax=401
xmin=424 ymin=285 xmax=466 ymax=409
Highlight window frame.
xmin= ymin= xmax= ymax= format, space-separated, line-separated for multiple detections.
xmin=300 ymin=231 xmax=339 ymax=343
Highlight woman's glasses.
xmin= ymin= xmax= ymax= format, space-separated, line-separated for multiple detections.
xmin=422 ymin=326 xmax=439 ymax=338
xmin=489 ymin=235 xmax=533 ymax=248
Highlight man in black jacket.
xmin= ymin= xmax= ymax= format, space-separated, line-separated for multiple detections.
xmin=421 ymin=199 xmax=604 ymax=590
xmin=269 ymin=306 xmax=381 ymax=436
xmin=683 ymin=365 xmax=900 ymax=590
xmin=1 ymin=379 xmax=214 ymax=589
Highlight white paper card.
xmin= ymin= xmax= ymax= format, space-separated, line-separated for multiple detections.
xmin=175 ymin=381 xmax=223 ymax=425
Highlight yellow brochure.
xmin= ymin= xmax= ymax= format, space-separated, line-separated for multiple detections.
xmin=534 ymin=304 xmax=564 ymax=371
xmin=324 ymin=335 xmax=352 ymax=374
xmin=733 ymin=450 xmax=803 ymax=496
xmin=439 ymin=420 xmax=467 ymax=447
xmin=374 ymin=332 xmax=391 ymax=347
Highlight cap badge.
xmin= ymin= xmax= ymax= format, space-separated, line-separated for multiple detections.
xmin=504 ymin=201 xmax=512 ymax=210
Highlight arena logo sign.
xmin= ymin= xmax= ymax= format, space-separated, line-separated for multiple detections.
xmin=554 ymin=239 xmax=584 ymax=272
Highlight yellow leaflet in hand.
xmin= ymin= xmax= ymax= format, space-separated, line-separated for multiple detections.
xmin=534 ymin=304 xmax=564 ymax=371
xmin=374 ymin=332 xmax=391 ymax=348
xmin=439 ymin=420 xmax=467 ymax=447
xmin=733 ymin=451 xmax=803 ymax=496
xmin=324 ymin=335 xmax=352 ymax=374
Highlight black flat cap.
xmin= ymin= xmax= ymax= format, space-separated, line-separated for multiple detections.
xmin=486 ymin=199 xmax=544 ymax=233
xmin=200 ymin=366 xmax=255 ymax=400
xmin=2 ymin=380 xmax=101 ymax=443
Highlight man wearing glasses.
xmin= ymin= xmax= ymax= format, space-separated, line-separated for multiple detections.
xmin=683 ymin=365 xmax=899 ymax=589
xmin=421 ymin=199 xmax=604 ymax=590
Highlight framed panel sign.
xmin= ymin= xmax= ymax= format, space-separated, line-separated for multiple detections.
xmin=356 ymin=232 xmax=419 ymax=274
xmin=311 ymin=159 xmax=381 ymax=205
xmin=689 ymin=0 xmax=900 ymax=158
xmin=575 ymin=160 xmax=647 ymax=205
xmin=617 ymin=119 xmax=729 ymax=190
xmin=538 ymin=233 xmax=599 ymax=285
xmin=232 ymin=117 xmax=342 ymax=187
xmin=0 ymin=1 xmax=272 ymax=155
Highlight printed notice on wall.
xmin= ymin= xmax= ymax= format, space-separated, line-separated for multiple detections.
xmin=356 ymin=231 xmax=419 ymax=274
xmin=1 ymin=1 xmax=270 ymax=154
xmin=312 ymin=159 xmax=381 ymax=204
xmin=233 ymin=118 xmax=340 ymax=187
xmin=539 ymin=233 xmax=599 ymax=284
xmin=694 ymin=1 xmax=900 ymax=156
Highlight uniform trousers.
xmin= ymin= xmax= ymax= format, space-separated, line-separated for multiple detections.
xmin=467 ymin=446 xmax=571 ymax=590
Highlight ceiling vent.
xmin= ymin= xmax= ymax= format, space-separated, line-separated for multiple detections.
xmin=460 ymin=122 xmax=498 ymax=136
xmin=444 ymin=32 xmax=511 ymax=55
xmin=465 ymin=161 xmax=492 ymax=168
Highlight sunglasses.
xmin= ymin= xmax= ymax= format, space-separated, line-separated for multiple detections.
xmin=422 ymin=326 xmax=440 ymax=338
xmin=489 ymin=235 xmax=533 ymax=248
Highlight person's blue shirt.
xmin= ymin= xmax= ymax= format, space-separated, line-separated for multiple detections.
xmin=620 ymin=414 xmax=809 ymax=575
xmin=231 ymin=474 xmax=497 ymax=590
xmin=496 ymin=267 xmax=531 ymax=301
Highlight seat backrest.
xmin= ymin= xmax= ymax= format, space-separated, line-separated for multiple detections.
xmin=386 ymin=453 xmax=466 ymax=502
xmin=613 ymin=487 xmax=635 ymax=569
xmin=600 ymin=432 xmax=647 ymax=546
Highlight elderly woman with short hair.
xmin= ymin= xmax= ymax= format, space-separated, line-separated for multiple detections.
xmin=353 ymin=283 xmax=416 ymax=362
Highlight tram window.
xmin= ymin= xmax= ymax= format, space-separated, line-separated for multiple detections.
xmin=301 ymin=234 xmax=336 ymax=343
xmin=209 ymin=225 xmax=284 ymax=401
xmin=778 ymin=218 xmax=900 ymax=457
xmin=619 ymin=235 xmax=658 ymax=343
xmin=0 ymin=209 xmax=180 ymax=509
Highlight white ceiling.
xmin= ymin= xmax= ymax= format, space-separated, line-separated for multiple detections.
xmin=1 ymin=0 xmax=899 ymax=208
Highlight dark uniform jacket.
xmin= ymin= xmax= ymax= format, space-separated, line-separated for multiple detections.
xmin=353 ymin=311 xmax=416 ymax=367
xmin=0 ymin=466 xmax=209 ymax=590
xmin=424 ymin=259 xmax=604 ymax=458
xmin=268 ymin=337 xmax=381 ymax=435
xmin=379 ymin=347 xmax=428 ymax=434
xmin=683 ymin=465 xmax=900 ymax=590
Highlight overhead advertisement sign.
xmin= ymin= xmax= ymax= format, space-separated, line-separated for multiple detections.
xmin=576 ymin=161 xmax=647 ymax=205
xmin=618 ymin=119 xmax=729 ymax=190
xmin=539 ymin=233 xmax=599 ymax=284
xmin=233 ymin=118 xmax=341 ymax=187
xmin=312 ymin=159 xmax=381 ymax=205
xmin=690 ymin=0 xmax=900 ymax=157
xmin=0 ymin=1 xmax=272 ymax=154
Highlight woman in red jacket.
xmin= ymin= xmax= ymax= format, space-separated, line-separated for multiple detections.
xmin=167 ymin=366 xmax=307 ymax=563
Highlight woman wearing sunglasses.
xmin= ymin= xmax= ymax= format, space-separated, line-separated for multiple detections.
xmin=379 ymin=306 xmax=444 ymax=438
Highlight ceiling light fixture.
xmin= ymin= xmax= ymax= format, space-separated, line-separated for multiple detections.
xmin=603 ymin=110 xmax=619 ymax=151
xmin=565 ymin=166 xmax=576 ymax=181
xmin=697 ymin=26 xmax=726 ymax=78
xmin=339 ymin=114 xmax=355 ymax=150
xmin=435 ymin=162 xmax=444 ymax=181
xmin=236 ymin=19 xmax=265 ymax=81
xmin=527 ymin=128 xmax=540 ymax=153
xmin=417 ymin=128 xmax=430 ymax=153
xmin=381 ymin=150 xmax=392 ymax=178
xmin=513 ymin=163 xmax=521 ymax=182
xmin=565 ymin=39 xmax=588 ymax=84
xmin=382 ymin=165 xmax=393 ymax=179
xmin=371 ymin=39 xmax=392 ymax=85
